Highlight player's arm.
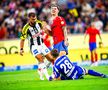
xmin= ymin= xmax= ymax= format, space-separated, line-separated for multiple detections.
xmin=83 ymin=28 xmax=88 ymax=44
xmin=98 ymin=34 xmax=102 ymax=42
xmin=20 ymin=39 xmax=25 ymax=56
xmin=63 ymin=26 xmax=69 ymax=46
xmin=98 ymin=34 xmax=103 ymax=47
xmin=84 ymin=33 xmax=87 ymax=44
xmin=42 ymin=21 xmax=52 ymax=36
xmin=20 ymin=25 xmax=28 ymax=56
xmin=52 ymin=68 xmax=61 ymax=81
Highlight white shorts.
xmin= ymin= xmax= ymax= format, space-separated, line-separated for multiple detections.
xmin=31 ymin=43 xmax=50 ymax=57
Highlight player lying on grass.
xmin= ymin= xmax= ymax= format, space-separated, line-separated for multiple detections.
xmin=49 ymin=49 xmax=108 ymax=80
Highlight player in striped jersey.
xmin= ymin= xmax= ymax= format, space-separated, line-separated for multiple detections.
xmin=20 ymin=10 xmax=53 ymax=80
xmin=49 ymin=49 xmax=108 ymax=80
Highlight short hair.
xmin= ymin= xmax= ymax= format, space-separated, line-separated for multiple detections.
xmin=51 ymin=4 xmax=60 ymax=10
xmin=27 ymin=9 xmax=36 ymax=17
xmin=51 ymin=49 xmax=59 ymax=58
xmin=28 ymin=13 xmax=36 ymax=17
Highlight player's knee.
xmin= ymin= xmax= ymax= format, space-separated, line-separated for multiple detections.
xmin=35 ymin=54 xmax=44 ymax=63
xmin=45 ymin=53 xmax=53 ymax=62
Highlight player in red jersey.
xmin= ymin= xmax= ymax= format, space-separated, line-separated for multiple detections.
xmin=42 ymin=31 xmax=52 ymax=50
xmin=84 ymin=22 xmax=102 ymax=66
xmin=48 ymin=4 xmax=69 ymax=56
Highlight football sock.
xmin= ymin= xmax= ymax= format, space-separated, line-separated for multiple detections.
xmin=95 ymin=53 xmax=98 ymax=62
xmin=38 ymin=68 xmax=44 ymax=80
xmin=88 ymin=69 xmax=104 ymax=77
xmin=91 ymin=53 xmax=94 ymax=63
xmin=38 ymin=63 xmax=49 ymax=80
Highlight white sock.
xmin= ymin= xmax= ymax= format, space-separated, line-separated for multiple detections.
xmin=38 ymin=63 xmax=49 ymax=80
xmin=45 ymin=60 xmax=51 ymax=68
xmin=38 ymin=68 xmax=44 ymax=80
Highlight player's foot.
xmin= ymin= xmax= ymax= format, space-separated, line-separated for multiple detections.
xmin=91 ymin=63 xmax=95 ymax=67
xmin=101 ymin=74 xmax=108 ymax=78
xmin=40 ymin=76 xmax=44 ymax=80
xmin=94 ymin=62 xmax=98 ymax=66
xmin=38 ymin=69 xmax=44 ymax=80
xmin=49 ymin=76 xmax=53 ymax=81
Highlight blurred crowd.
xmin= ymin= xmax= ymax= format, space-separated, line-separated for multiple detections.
xmin=0 ymin=0 xmax=108 ymax=40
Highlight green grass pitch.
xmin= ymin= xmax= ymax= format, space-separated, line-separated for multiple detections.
xmin=0 ymin=66 xmax=108 ymax=90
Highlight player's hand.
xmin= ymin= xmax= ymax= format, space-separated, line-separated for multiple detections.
xmin=42 ymin=21 xmax=51 ymax=31
xmin=64 ymin=39 xmax=69 ymax=46
xmin=99 ymin=41 xmax=103 ymax=48
xmin=20 ymin=49 xmax=24 ymax=56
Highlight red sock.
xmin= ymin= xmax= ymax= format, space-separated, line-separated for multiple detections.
xmin=91 ymin=52 xmax=94 ymax=63
xmin=95 ymin=53 xmax=98 ymax=62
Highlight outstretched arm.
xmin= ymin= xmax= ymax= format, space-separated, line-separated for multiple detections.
xmin=98 ymin=34 xmax=102 ymax=42
xmin=84 ymin=33 xmax=87 ymax=44
xmin=42 ymin=21 xmax=52 ymax=36
xmin=63 ymin=26 xmax=69 ymax=46
xmin=20 ymin=39 xmax=25 ymax=56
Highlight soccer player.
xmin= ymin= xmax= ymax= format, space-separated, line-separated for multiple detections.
xmin=20 ymin=10 xmax=53 ymax=80
xmin=49 ymin=49 xmax=108 ymax=80
xmin=44 ymin=4 xmax=69 ymax=56
xmin=84 ymin=22 xmax=102 ymax=66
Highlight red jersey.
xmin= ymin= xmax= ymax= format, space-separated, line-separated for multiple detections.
xmin=42 ymin=31 xmax=51 ymax=48
xmin=50 ymin=16 xmax=66 ymax=44
xmin=0 ymin=27 xmax=7 ymax=39
xmin=85 ymin=27 xmax=100 ymax=43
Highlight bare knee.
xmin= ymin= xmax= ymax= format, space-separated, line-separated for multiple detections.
xmin=45 ymin=52 xmax=53 ymax=62
xmin=35 ymin=54 xmax=44 ymax=63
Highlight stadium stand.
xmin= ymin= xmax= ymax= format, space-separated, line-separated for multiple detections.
xmin=0 ymin=0 xmax=108 ymax=40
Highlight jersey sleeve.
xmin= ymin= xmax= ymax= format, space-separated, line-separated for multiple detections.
xmin=85 ymin=28 xmax=89 ymax=34
xmin=59 ymin=17 xmax=66 ymax=27
xmin=37 ymin=20 xmax=43 ymax=29
xmin=20 ymin=24 xmax=29 ymax=40
xmin=96 ymin=29 xmax=100 ymax=35
xmin=53 ymin=66 xmax=60 ymax=78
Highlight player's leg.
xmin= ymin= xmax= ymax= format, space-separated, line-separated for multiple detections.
xmin=91 ymin=43 xmax=98 ymax=66
xmin=41 ymin=44 xmax=55 ymax=80
xmin=91 ymin=51 xmax=94 ymax=63
xmin=60 ymin=41 xmax=68 ymax=56
xmin=31 ymin=45 xmax=50 ymax=80
xmin=36 ymin=54 xmax=45 ymax=80
xmin=45 ymin=52 xmax=55 ymax=79
xmin=86 ymin=69 xmax=108 ymax=78
xmin=89 ymin=43 xmax=94 ymax=64
xmin=94 ymin=49 xmax=98 ymax=66
xmin=53 ymin=41 xmax=68 ymax=56
xmin=89 ymin=43 xmax=96 ymax=66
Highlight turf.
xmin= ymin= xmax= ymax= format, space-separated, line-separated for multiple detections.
xmin=0 ymin=66 xmax=108 ymax=90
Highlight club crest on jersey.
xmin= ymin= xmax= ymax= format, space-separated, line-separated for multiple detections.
xmin=61 ymin=21 xmax=64 ymax=25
